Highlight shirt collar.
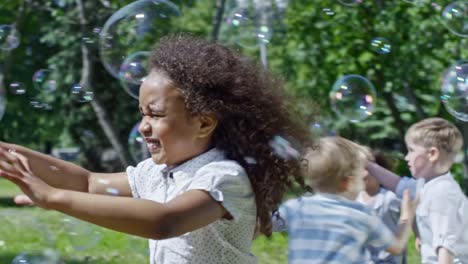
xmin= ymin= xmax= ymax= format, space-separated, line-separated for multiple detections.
xmin=423 ymin=171 xmax=452 ymax=189
xmin=161 ymin=148 xmax=225 ymax=180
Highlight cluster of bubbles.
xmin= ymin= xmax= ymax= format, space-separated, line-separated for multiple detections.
xmin=440 ymin=60 xmax=468 ymax=122
xmin=330 ymin=75 xmax=376 ymax=123
xmin=99 ymin=0 xmax=181 ymax=99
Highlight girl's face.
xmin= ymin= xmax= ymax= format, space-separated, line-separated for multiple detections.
xmin=346 ymin=166 xmax=367 ymax=200
xmin=364 ymin=172 xmax=380 ymax=194
xmin=405 ymin=139 xmax=432 ymax=179
xmin=138 ymin=70 xmax=209 ymax=165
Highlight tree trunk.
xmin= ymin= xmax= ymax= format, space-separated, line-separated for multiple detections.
xmin=76 ymin=0 xmax=130 ymax=168
xmin=210 ymin=0 xmax=227 ymax=41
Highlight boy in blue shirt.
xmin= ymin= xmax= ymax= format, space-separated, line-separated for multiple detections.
xmin=273 ymin=136 xmax=417 ymax=264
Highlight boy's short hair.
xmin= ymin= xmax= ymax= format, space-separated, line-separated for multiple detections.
xmin=405 ymin=117 xmax=463 ymax=163
xmin=304 ymin=136 xmax=369 ymax=193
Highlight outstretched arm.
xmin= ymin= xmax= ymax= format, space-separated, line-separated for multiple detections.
xmin=0 ymin=149 xmax=226 ymax=239
xmin=366 ymin=161 xmax=401 ymax=192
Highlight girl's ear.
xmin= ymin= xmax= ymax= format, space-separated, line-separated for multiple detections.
xmin=427 ymin=147 xmax=440 ymax=163
xmin=197 ymin=113 xmax=218 ymax=138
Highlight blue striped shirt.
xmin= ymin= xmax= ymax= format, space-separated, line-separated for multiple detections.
xmin=274 ymin=193 xmax=394 ymax=264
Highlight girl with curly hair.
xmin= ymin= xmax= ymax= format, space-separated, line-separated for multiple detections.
xmin=0 ymin=35 xmax=313 ymax=263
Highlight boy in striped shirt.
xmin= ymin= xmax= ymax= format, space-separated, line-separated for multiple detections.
xmin=273 ymin=136 xmax=417 ymax=264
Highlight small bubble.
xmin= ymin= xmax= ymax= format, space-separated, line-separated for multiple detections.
xmin=49 ymin=166 xmax=59 ymax=171
xmin=244 ymin=156 xmax=257 ymax=164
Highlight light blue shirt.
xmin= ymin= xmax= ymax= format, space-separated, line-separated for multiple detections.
xmin=274 ymin=193 xmax=394 ymax=264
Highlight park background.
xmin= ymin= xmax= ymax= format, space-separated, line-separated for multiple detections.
xmin=0 ymin=0 xmax=467 ymax=263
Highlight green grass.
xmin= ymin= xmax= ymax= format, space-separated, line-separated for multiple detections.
xmin=0 ymin=179 xmax=421 ymax=263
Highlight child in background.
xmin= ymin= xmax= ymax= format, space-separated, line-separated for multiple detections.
xmin=357 ymin=150 xmax=406 ymax=264
xmin=273 ymin=136 xmax=417 ymax=264
xmin=367 ymin=117 xmax=468 ymax=264
xmin=0 ymin=35 xmax=313 ymax=264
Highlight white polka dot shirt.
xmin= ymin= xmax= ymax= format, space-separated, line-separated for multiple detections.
xmin=127 ymin=148 xmax=258 ymax=264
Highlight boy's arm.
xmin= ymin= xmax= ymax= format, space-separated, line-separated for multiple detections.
xmin=386 ymin=190 xmax=418 ymax=254
xmin=366 ymin=161 xmax=401 ymax=192
xmin=437 ymin=247 xmax=454 ymax=264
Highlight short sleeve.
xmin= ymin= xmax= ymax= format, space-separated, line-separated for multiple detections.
xmin=367 ymin=214 xmax=394 ymax=251
xmin=429 ymin=193 xmax=466 ymax=255
xmin=188 ymin=161 xmax=255 ymax=221
xmin=395 ymin=177 xmax=417 ymax=199
xmin=272 ymin=200 xmax=294 ymax=232
xmin=126 ymin=158 xmax=156 ymax=199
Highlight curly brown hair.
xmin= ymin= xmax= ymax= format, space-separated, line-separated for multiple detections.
xmin=148 ymin=35 xmax=314 ymax=236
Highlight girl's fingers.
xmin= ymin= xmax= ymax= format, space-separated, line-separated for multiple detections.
xmin=9 ymin=150 xmax=31 ymax=172
xmin=0 ymin=170 xmax=23 ymax=187
xmin=0 ymin=148 xmax=29 ymax=175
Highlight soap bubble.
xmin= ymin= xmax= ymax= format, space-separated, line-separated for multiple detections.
xmin=0 ymin=24 xmax=20 ymax=51
xmin=32 ymin=69 xmax=57 ymax=93
xmin=128 ymin=122 xmax=150 ymax=163
xmin=118 ymin=51 xmax=149 ymax=98
xmin=9 ymin=82 xmax=26 ymax=95
xmin=71 ymin=83 xmax=94 ymax=103
xmin=221 ymin=7 xmax=272 ymax=49
xmin=370 ymin=37 xmax=391 ymax=54
xmin=441 ymin=1 xmax=468 ymax=37
xmin=440 ymin=60 xmax=468 ymax=122
xmin=61 ymin=217 xmax=102 ymax=251
xmin=330 ymin=75 xmax=376 ymax=122
xmin=12 ymin=249 xmax=63 ymax=264
xmin=99 ymin=0 xmax=181 ymax=79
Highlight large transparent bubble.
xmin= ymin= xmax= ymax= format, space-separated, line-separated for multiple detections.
xmin=441 ymin=1 xmax=468 ymax=38
xmin=0 ymin=24 xmax=20 ymax=51
xmin=99 ymin=0 xmax=181 ymax=79
xmin=128 ymin=122 xmax=150 ymax=163
xmin=119 ymin=51 xmax=150 ymax=99
xmin=330 ymin=75 xmax=376 ymax=123
xmin=441 ymin=60 xmax=468 ymax=122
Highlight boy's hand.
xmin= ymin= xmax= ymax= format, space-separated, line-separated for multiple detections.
xmin=415 ymin=237 xmax=421 ymax=253
xmin=399 ymin=189 xmax=419 ymax=222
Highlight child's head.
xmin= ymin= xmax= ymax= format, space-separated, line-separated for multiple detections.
xmin=304 ymin=136 xmax=369 ymax=200
xmin=141 ymin=35 xmax=313 ymax=235
xmin=404 ymin=117 xmax=463 ymax=179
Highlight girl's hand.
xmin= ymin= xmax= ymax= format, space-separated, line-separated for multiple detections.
xmin=14 ymin=193 xmax=35 ymax=206
xmin=0 ymin=148 xmax=56 ymax=209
